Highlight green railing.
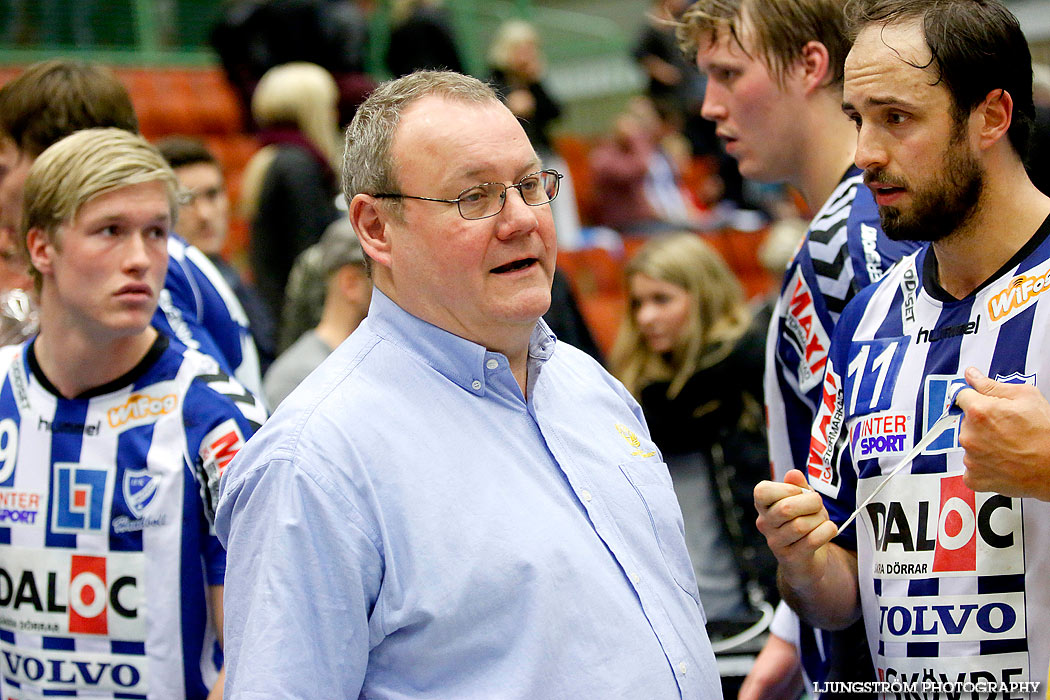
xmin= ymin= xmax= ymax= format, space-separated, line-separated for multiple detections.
xmin=0 ymin=0 xmax=631 ymax=73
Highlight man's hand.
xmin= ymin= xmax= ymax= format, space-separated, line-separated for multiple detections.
xmin=754 ymin=470 xmax=838 ymax=585
xmin=955 ymin=366 xmax=1050 ymax=501
xmin=754 ymin=470 xmax=859 ymax=629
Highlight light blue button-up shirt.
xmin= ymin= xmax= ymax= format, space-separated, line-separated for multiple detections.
xmin=215 ymin=289 xmax=721 ymax=699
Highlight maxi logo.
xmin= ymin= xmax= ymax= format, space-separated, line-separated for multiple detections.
xmin=782 ymin=267 xmax=830 ymax=392
xmin=50 ymin=463 xmax=115 ymax=535
xmin=808 ymin=362 xmax=843 ymax=488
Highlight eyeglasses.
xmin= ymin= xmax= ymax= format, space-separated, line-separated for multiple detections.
xmin=371 ymin=169 xmax=562 ymax=220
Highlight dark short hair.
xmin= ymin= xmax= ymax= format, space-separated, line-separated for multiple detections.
xmin=155 ymin=136 xmax=220 ymax=171
xmin=679 ymin=0 xmax=851 ymax=88
xmin=0 ymin=60 xmax=138 ymax=157
xmin=844 ymin=0 xmax=1034 ymax=158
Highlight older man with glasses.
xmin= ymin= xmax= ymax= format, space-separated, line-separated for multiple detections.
xmin=216 ymin=70 xmax=722 ymax=699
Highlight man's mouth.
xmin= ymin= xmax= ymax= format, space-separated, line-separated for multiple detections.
xmin=491 ymin=258 xmax=538 ymax=274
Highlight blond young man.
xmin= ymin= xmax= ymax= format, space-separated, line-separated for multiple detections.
xmin=0 ymin=128 xmax=263 ymax=699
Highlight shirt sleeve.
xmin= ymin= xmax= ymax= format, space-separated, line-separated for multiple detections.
xmin=185 ymin=370 xmax=268 ymax=525
xmin=216 ymin=457 xmax=383 ymax=699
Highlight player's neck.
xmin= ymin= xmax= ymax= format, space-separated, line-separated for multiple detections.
xmin=931 ymin=162 xmax=1050 ymax=299
xmin=34 ymin=316 xmax=159 ymax=399
xmin=795 ymin=96 xmax=858 ymax=208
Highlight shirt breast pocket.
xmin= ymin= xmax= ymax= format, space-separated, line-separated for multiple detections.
xmin=618 ymin=461 xmax=702 ymax=607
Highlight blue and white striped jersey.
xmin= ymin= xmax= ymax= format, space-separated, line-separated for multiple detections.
xmin=810 ymin=217 xmax=1050 ymax=689
xmin=0 ymin=335 xmax=265 ymax=699
xmin=154 ymin=236 xmax=263 ymax=399
xmin=764 ymin=167 xmax=921 ymax=685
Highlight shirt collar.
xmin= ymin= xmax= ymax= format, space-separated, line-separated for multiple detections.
xmin=364 ymin=288 xmax=557 ymax=395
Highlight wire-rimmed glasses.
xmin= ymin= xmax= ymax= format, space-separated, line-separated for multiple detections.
xmin=371 ymin=169 xmax=562 ymax=220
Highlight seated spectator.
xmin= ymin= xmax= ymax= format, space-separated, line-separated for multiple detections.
xmin=264 ymin=218 xmax=370 ymax=407
xmin=240 ymin=62 xmax=342 ymax=323
xmin=157 ymin=136 xmax=277 ymax=372
xmin=611 ymin=233 xmax=776 ymax=628
xmin=590 ymin=97 xmax=710 ymax=234
xmin=4 ymin=126 xmax=264 ymax=699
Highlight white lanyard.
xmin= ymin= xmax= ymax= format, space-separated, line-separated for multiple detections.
xmin=837 ymin=381 xmax=969 ymax=534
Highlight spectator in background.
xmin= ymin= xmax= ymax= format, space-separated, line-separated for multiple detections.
xmin=488 ymin=19 xmax=584 ymax=250
xmin=264 ymin=218 xmax=370 ymax=407
xmin=1028 ymin=63 xmax=1050 ymax=196
xmin=157 ymin=136 xmax=277 ymax=373
xmin=385 ymin=0 xmax=465 ymax=78
xmin=611 ymin=233 xmax=776 ymax=653
xmin=0 ymin=59 xmax=263 ymax=395
xmin=634 ymin=0 xmax=746 ymax=208
xmin=240 ymin=62 xmax=342 ymax=324
xmin=590 ymin=96 xmax=709 ymax=235
xmin=211 ymin=0 xmax=376 ymax=126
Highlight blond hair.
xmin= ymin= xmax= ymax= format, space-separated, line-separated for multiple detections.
xmin=21 ymin=127 xmax=177 ymax=289
xmin=487 ymin=20 xmax=539 ymax=72
xmin=241 ymin=62 xmax=341 ymax=219
xmin=611 ymin=233 xmax=752 ymax=399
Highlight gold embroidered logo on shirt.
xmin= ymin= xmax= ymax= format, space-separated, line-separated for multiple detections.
xmin=615 ymin=423 xmax=656 ymax=458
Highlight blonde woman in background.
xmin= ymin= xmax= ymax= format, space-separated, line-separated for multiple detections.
xmin=612 ymin=233 xmax=775 ymax=647
xmin=240 ymin=61 xmax=342 ymax=324
xmin=488 ymin=20 xmax=584 ymax=249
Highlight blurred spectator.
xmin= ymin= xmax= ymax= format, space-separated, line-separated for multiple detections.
xmin=633 ymin=0 xmax=747 ymax=207
xmin=385 ymin=0 xmax=465 ymax=78
xmin=611 ymin=233 xmax=776 ymax=627
xmin=1028 ymin=63 xmax=1050 ymax=196
xmin=240 ymin=62 xmax=342 ymax=323
xmin=590 ymin=97 xmax=711 ymax=234
xmin=157 ymin=136 xmax=278 ymax=373
xmin=488 ymin=19 xmax=583 ymax=249
xmin=211 ymin=0 xmax=376 ymax=126
xmin=264 ymin=218 xmax=370 ymax=408
xmin=634 ymin=0 xmax=704 ymax=126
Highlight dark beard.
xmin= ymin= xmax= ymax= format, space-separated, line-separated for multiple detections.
xmin=869 ymin=138 xmax=984 ymax=243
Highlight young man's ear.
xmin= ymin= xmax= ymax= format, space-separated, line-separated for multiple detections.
xmin=973 ymin=88 xmax=1013 ymax=151
xmin=348 ymin=195 xmax=392 ymax=270
xmin=25 ymin=227 xmax=53 ymax=278
xmin=798 ymin=40 xmax=833 ymax=94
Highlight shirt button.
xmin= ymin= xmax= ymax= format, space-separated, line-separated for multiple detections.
xmin=678 ymin=662 xmax=688 ymax=676
xmin=485 ymin=358 xmax=498 ymax=370
xmin=471 ymin=380 xmax=482 ymax=390
xmin=580 ymin=489 xmax=592 ymax=502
